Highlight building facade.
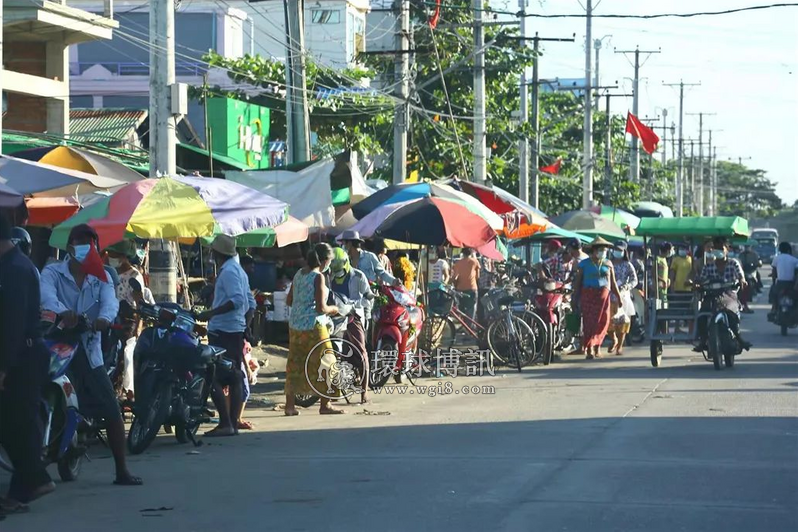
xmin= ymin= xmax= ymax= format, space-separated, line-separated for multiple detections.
xmin=3 ymin=0 xmax=117 ymax=135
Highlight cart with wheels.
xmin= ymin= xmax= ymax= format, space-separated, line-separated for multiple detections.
xmin=635 ymin=216 xmax=750 ymax=367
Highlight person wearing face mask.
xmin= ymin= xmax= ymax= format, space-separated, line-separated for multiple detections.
xmin=105 ymin=241 xmax=147 ymax=307
xmin=284 ymin=243 xmax=344 ymax=416
xmin=573 ymin=237 xmax=622 ymax=359
xmin=39 ymin=224 xmax=141 ymax=486
xmin=694 ymin=237 xmax=751 ymax=353
xmin=608 ymin=242 xmax=637 ymax=355
xmin=328 ymin=247 xmax=372 ymax=404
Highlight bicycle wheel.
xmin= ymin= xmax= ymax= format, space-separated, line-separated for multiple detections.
xmin=520 ymin=310 xmax=547 ymax=361
xmin=420 ymin=315 xmax=456 ymax=354
xmin=487 ymin=313 xmax=537 ymax=367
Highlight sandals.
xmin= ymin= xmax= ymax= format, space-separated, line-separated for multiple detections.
xmin=0 ymin=498 xmax=29 ymax=516
xmin=113 ymin=475 xmax=143 ymax=486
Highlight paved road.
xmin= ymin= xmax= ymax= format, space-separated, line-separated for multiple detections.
xmin=3 ymin=295 xmax=797 ymax=531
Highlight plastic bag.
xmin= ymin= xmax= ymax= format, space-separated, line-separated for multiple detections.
xmin=621 ymin=290 xmax=636 ymax=317
xmin=122 ymin=337 xmax=136 ymax=393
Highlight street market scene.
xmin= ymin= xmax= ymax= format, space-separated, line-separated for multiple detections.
xmin=0 ymin=0 xmax=797 ymax=531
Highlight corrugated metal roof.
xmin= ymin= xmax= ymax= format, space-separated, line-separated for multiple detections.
xmin=69 ymin=108 xmax=148 ymax=143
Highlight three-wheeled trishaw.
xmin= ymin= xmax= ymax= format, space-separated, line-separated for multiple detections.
xmin=635 ymin=216 xmax=750 ymax=368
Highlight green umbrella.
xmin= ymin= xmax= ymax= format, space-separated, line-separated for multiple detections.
xmin=549 ymin=210 xmax=627 ymax=241
xmin=596 ymin=205 xmax=640 ymax=232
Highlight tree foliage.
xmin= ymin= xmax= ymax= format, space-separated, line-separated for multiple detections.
xmin=714 ymin=161 xmax=783 ymax=218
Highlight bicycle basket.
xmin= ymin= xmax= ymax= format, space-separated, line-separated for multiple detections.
xmin=428 ymin=289 xmax=454 ymax=315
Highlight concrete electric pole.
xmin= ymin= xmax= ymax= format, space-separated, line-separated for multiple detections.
xmin=284 ymin=0 xmax=311 ymax=164
xmin=392 ymin=0 xmax=410 ymax=184
xmin=602 ymin=91 xmax=634 ymax=205
xmin=518 ymin=31 xmax=574 ymax=208
xmin=663 ymin=80 xmax=700 ymax=217
xmin=582 ymin=0 xmax=593 ymax=208
xmin=473 ymin=0 xmax=487 ymax=184
xmin=149 ymin=0 xmax=178 ymax=302
xmin=615 ymin=46 xmax=660 ymax=183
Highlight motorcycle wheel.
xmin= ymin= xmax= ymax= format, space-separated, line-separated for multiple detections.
xmin=57 ymin=432 xmax=82 ymax=482
xmin=128 ymin=383 xmax=172 ymax=455
xmin=294 ymin=394 xmax=320 ymax=408
xmin=370 ymin=338 xmax=398 ymax=389
xmin=724 ymin=351 xmax=735 ymax=368
xmin=650 ymin=340 xmax=663 ymax=367
xmin=708 ymin=321 xmax=723 ymax=371
xmin=781 ymin=324 xmax=788 ymax=336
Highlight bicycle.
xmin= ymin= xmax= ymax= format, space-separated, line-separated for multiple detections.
xmin=420 ymin=285 xmax=486 ymax=353
xmin=485 ymin=296 xmax=538 ymax=371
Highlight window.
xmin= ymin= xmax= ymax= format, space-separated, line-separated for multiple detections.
xmin=311 ymin=9 xmax=340 ymax=24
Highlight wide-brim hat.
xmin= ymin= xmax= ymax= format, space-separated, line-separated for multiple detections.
xmin=589 ymin=236 xmax=614 ymax=249
xmin=104 ymin=239 xmax=137 ymax=258
xmin=339 ymin=229 xmax=364 ymax=243
xmin=210 ymin=234 xmax=237 ymax=257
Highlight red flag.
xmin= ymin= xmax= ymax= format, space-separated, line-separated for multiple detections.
xmin=539 ymin=158 xmax=562 ymax=175
xmin=429 ymin=0 xmax=441 ymax=29
xmin=625 ymin=112 xmax=660 ymax=155
xmin=81 ymin=245 xmax=108 ymax=283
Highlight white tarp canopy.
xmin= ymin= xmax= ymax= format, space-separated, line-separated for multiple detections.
xmin=226 ymin=159 xmax=337 ymax=229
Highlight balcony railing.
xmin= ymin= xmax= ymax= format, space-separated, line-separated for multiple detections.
xmin=70 ymin=61 xmax=207 ymax=77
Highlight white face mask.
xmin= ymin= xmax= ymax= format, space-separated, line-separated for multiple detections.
xmin=612 ymin=250 xmax=625 ymax=259
xmin=108 ymin=257 xmax=123 ymax=269
xmin=596 ymin=249 xmax=608 ymax=260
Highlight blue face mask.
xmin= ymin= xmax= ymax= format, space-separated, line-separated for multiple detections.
xmin=71 ymin=244 xmax=91 ymax=263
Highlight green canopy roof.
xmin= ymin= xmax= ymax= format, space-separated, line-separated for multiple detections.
xmin=636 ymin=216 xmax=749 ymax=238
xmin=517 ymin=226 xmax=593 ymax=244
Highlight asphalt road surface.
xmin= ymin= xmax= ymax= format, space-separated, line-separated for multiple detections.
xmin=3 ymin=289 xmax=797 ymax=531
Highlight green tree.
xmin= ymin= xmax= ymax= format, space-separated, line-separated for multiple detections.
xmin=715 ymin=161 xmax=783 ymax=218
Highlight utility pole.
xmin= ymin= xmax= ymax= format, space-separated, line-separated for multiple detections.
xmin=661 ymin=109 xmax=668 ymax=166
xmin=689 ymin=140 xmax=696 ymax=212
xmin=670 ymin=122 xmax=676 ymax=161
xmin=712 ymin=146 xmax=718 ymax=215
xmin=284 ymin=0 xmax=311 ymax=164
xmin=707 ymin=129 xmax=713 ymax=215
xmin=663 ymin=80 xmax=700 ymax=217
xmin=592 ymin=36 xmax=610 ymax=110
xmin=602 ymin=91 xmax=634 ymax=205
xmin=392 ymin=0 xmax=410 ymax=184
xmin=687 ymin=111 xmax=716 ymax=215
xmin=519 ymin=31 xmax=574 ymax=207
xmin=473 ymin=0 xmax=487 ymax=184
xmin=149 ymin=0 xmax=177 ymax=303
xmin=615 ymin=46 xmax=660 ymax=182
xmin=582 ymin=0 xmax=593 ymax=208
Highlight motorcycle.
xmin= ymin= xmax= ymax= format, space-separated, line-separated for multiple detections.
xmin=529 ymin=279 xmax=572 ymax=365
xmin=127 ymin=296 xmax=229 ymax=455
xmin=773 ymin=288 xmax=798 ymax=336
xmin=293 ymin=292 xmax=366 ymax=407
xmin=36 ymin=312 xmax=127 ymax=481
xmin=370 ymin=284 xmax=424 ymax=388
xmin=698 ymin=280 xmax=743 ymax=370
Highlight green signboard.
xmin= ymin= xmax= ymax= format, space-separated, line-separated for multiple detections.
xmin=207 ymin=98 xmax=271 ymax=170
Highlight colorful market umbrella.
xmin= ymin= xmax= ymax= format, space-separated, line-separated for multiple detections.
xmin=515 ymin=226 xmax=593 ymax=244
xmin=350 ymin=182 xmax=504 ymax=231
xmin=549 ymin=210 xmax=626 ymax=241
xmin=200 ymin=216 xmax=309 ymax=249
xmin=445 ymin=178 xmax=547 ymax=217
xmin=591 ymin=205 xmax=640 ymax=232
xmin=12 ymin=146 xmax=144 ymax=185
xmin=49 ymin=176 xmax=288 ymax=250
xmin=0 ymin=182 xmax=23 ymax=208
xmin=343 ymin=197 xmax=497 ymax=248
xmin=0 ymin=155 xmax=130 ymax=197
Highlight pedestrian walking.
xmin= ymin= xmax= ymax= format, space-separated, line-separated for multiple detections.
xmin=0 ymin=216 xmax=55 ymax=514
xmin=608 ymin=241 xmax=637 ymax=355
xmin=573 ymin=237 xmax=621 ymax=359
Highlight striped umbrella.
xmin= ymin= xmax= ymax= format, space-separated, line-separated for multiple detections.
xmin=49 ymin=176 xmax=287 ymax=250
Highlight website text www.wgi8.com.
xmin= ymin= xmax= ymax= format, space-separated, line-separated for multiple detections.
xmin=372 ymin=381 xmax=496 ymax=398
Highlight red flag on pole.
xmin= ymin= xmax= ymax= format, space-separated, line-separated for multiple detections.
xmin=625 ymin=112 xmax=660 ymax=155
xmin=539 ymin=158 xmax=562 ymax=175
xmin=429 ymin=0 xmax=441 ymax=29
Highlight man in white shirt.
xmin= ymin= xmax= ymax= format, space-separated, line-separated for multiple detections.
xmin=769 ymin=242 xmax=798 ymax=319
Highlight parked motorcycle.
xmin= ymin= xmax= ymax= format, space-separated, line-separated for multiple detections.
xmin=530 ymin=279 xmax=572 ymax=365
xmin=293 ymin=292 xmax=364 ymax=407
xmin=127 ymin=297 xmax=228 ymax=455
xmin=698 ymin=280 xmax=743 ymax=370
xmin=370 ymin=284 xmax=424 ymax=388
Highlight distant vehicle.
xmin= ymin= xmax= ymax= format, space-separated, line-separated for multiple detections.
xmin=755 ymin=242 xmax=777 ymax=264
xmin=751 ymin=228 xmax=779 ymax=242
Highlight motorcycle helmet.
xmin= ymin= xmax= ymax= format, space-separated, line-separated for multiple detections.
xmin=330 ymin=247 xmax=351 ymax=279
xmin=11 ymin=227 xmax=32 ymax=256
